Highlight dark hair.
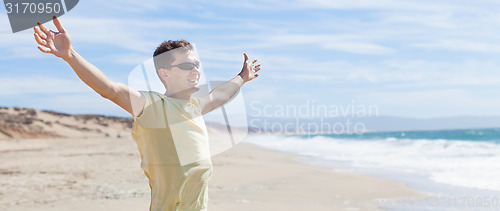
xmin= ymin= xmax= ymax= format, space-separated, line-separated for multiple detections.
xmin=153 ymin=39 xmax=193 ymax=72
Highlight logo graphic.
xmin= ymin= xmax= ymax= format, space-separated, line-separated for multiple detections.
xmin=3 ymin=0 xmax=78 ymax=33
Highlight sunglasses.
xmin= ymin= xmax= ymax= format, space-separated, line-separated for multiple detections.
xmin=165 ymin=61 xmax=200 ymax=70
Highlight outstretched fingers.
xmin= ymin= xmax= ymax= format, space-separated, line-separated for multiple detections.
xmin=52 ymin=16 xmax=66 ymax=33
xmin=254 ymin=64 xmax=261 ymax=72
xmin=38 ymin=46 xmax=52 ymax=53
xmin=37 ymin=22 xmax=51 ymax=35
xmin=34 ymin=26 xmax=47 ymax=40
xmin=34 ymin=32 xmax=47 ymax=47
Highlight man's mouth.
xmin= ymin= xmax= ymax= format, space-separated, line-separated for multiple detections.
xmin=188 ymin=78 xmax=199 ymax=86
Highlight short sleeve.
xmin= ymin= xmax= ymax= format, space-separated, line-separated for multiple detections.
xmin=133 ymin=91 xmax=167 ymax=128
xmin=133 ymin=91 xmax=151 ymax=119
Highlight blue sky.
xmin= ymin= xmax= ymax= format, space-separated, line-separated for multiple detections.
xmin=2 ymin=0 xmax=500 ymax=119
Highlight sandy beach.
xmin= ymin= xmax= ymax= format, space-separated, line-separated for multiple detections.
xmin=0 ymin=135 xmax=426 ymax=211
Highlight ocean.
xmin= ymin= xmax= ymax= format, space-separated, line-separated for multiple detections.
xmin=244 ymin=128 xmax=500 ymax=211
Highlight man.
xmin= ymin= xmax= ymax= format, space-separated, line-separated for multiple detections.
xmin=33 ymin=16 xmax=261 ymax=211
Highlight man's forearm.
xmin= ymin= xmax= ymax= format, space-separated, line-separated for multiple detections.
xmin=63 ymin=48 xmax=116 ymax=99
xmin=210 ymin=74 xmax=245 ymax=107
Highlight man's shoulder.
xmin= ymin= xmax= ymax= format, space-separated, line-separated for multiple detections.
xmin=140 ymin=90 xmax=164 ymax=101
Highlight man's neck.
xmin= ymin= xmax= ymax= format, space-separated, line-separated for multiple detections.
xmin=164 ymin=90 xmax=192 ymax=100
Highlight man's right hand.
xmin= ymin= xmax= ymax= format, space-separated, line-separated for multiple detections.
xmin=32 ymin=16 xmax=145 ymax=117
xmin=34 ymin=16 xmax=73 ymax=61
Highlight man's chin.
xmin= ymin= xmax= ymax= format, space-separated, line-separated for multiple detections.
xmin=174 ymin=87 xmax=200 ymax=96
xmin=185 ymin=86 xmax=200 ymax=94
xmin=189 ymin=84 xmax=200 ymax=90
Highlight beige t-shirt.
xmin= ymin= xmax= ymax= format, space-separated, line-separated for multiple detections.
xmin=131 ymin=91 xmax=213 ymax=210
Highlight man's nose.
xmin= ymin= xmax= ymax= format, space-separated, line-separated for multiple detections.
xmin=191 ymin=66 xmax=200 ymax=73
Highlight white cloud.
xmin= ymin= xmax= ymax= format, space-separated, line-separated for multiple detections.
xmin=0 ymin=75 xmax=128 ymax=116
xmin=0 ymin=76 xmax=89 ymax=96
xmin=412 ymin=40 xmax=500 ymax=53
xmin=364 ymin=89 xmax=500 ymax=111
xmin=288 ymin=74 xmax=331 ymax=82
xmin=93 ymin=53 xmax=151 ymax=65
xmin=257 ymin=53 xmax=500 ymax=87
xmin=193 ymin=0 xmax=458 ymax=12
xmin=0 ymin=13 xmax=10 ymax=34
xmin=368 ymin=89 xmax=468 ymax=105
xmin=190 ymin=0 xmax=261 ymax=10
xmin=292 ymin=0 xmax=456 ymax=11
xmin=376 ymin=11 xmax=458 ymax=29
xmin=64 ymin=17 xmax=203 ymax=53
xmin=322 ymin=41 xmax=395 ymax=55
xmin=0 ymin=16 xmax=204 ymax=59
xmin=94 ymin=0 xmax=170 ymax=13
xmin=0 ymin=45 xmax=45 ymax=60
xmin=259 ymin=34 xmax=395 ymax=55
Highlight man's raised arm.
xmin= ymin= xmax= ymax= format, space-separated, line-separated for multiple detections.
xmin=33 ymin=16 xmax=145 ymax=117
xmin=200 ymin=53 xmax=261 ymax=115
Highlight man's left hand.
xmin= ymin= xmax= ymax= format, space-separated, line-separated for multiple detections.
xmin=239 ymin=53 xmax=261 ymax=82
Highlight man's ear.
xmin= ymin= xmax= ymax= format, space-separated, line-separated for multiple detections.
xmin=159 ymin=68 xmax=169 ymax=79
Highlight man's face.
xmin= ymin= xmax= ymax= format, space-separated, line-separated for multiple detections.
xmin=162 ymin=50 xmax=201 ymax=96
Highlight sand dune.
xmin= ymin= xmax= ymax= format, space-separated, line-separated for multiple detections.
xmin=0 ymin=107 xmax=133 ymax=139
